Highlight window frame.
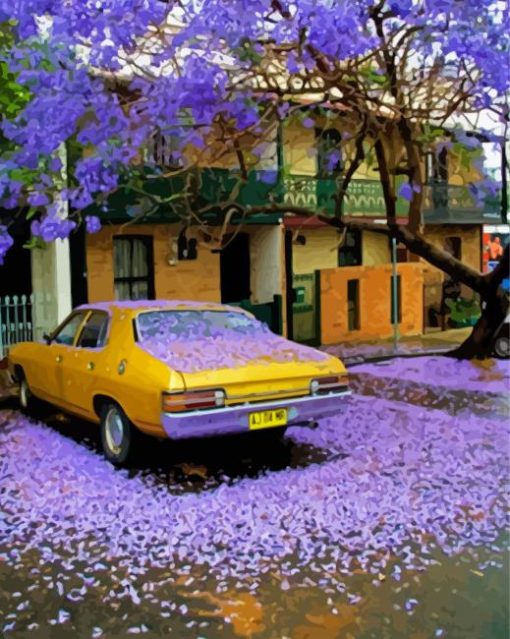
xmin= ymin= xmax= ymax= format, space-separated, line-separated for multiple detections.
xmin=113 ymin=235 xmax=156 ymax=301
xmin=75 ymin=310 xmax=111 ymax=349
xmin=48 ymin=311 xmax=90 ymax=346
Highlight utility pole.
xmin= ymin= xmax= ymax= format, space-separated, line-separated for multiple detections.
xmin=391 ymin=235 xmax=399 ymax=353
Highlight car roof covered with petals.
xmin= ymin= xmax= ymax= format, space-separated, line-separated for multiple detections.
xmin=76 ymin=300 xmax=249 ymax=315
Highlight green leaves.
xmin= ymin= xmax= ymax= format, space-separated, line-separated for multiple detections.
xmin=359 ymin=65 xmax=389 ymax=88
xmin=22 ymin=236 xmax=46 ymax=250
xmin=234 ymin=38 xmax=263 ymax=65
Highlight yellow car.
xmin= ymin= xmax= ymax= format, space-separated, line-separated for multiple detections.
xmin=8 ymin=300 xmax=349 ymax=464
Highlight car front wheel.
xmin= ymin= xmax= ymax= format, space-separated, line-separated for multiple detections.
xmin=100 ymin=403 xmax=141 ymax=466
xmin=18 ymin=374 xmax=42 ymax=417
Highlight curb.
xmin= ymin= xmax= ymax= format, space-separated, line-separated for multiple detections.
xmin=341 ymin=347 xmax=455 ymax=368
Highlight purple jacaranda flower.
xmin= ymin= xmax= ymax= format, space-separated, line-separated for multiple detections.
xmin=27 ymin=191 xmax=50 ymax=207
xmin=85 ymin=215 xmax=101 ymax=234
xmin=398 ymin=182 xmax=413 ymax=201
xmin=0 ymin=225 xmax=14 ymax=264
xmin=31 ymin=214 xmax=76 ymax=242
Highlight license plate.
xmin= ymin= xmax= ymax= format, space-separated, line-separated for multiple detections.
xmin=248 ymin=408 xmax=287 ymax=430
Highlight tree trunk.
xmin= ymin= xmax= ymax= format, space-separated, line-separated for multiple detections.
xmin=450 ymin=246 xmax=510 ymax=359
xmin=449 ymin=289 xmax=508 ymax=359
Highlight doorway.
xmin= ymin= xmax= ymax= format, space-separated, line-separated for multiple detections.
xmin=220 ymin=232 xmax=250 ymax=303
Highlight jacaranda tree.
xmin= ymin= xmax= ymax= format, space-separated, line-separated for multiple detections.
xmin=0 ymin=1 xmax=508 ymax=357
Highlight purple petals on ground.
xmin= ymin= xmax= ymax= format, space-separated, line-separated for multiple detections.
xmin=1 ymin=377 xmax=508 ymax=598
xmin=355 ymin=356 xmax=510 ymax=394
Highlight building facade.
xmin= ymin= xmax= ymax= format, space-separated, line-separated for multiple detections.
xmin=1 ymin=111 xmax=505 ymax=348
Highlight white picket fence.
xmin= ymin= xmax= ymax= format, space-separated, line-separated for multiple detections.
xmin=0 ymin=294 xmax=34 ymax=358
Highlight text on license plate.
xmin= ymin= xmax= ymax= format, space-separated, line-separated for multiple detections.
xmin=248 ymin=408 xmax=287 ymax=430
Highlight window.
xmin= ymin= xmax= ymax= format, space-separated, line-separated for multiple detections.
xmin=135 ymin=310 xmax=269 ymax=343
xmin=148 ymin=130 xmax=183 ymax=169
xmin=347 ymin=280 xmax=360 ymax=331
xmin=317 ymin=128 xmax=342 ymax=177
xmin=51 ymin=312 xmax=88 ymax=346
xmin=396 ymin=242 xmax=408 ymax=263
xmin=390 ymin=275 xmax=402 ymax=324
xmin=426 ymin=147 xmax=448 ymax=184
xmin=444 ymin=236 xmax=462 ymax=260
xmin=113 ymin=236 xmax=155 ymax=301
xmin=76 ymin=312 xmax=109 ymax=348
xmin=339 ymin=230 xmax=362 ymax=267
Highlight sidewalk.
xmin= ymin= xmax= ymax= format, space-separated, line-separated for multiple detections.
xmin=319 ymin=327 xmax=472 ymax=365
xmin=0 ymin=328 xmax=472 ymax=403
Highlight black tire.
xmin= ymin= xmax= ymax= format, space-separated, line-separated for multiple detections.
xmin=18 ymin=372 xmax=43 ymax=418
xmin=100 ymin=402 xmax=142 ymax=466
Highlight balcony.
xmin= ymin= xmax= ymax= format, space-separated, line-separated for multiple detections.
xmin=283 ymin=175 xmax=504 ymax=224
xmin=90 ymin=167 xmax=504 ymax=226
xmin=422 ymin=183 xmax=503 ymax=224
xmin=283 ymin=176 xmax=387 ymax=217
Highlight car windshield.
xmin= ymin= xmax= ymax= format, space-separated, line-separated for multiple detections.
xmin=136 ymin=310 xmax=270 ymax=342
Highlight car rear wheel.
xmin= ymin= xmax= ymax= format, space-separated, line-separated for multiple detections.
xmin=100 ymin=402 xmax=141 ymax=466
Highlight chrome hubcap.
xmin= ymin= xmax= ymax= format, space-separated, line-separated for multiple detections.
xmin=19 ymin=380 xmax=29 ymax=408
xmin=495 ymin=337 xmax=510 ymax=357
xmin=104 ymin=408 xmax=124 ymax=455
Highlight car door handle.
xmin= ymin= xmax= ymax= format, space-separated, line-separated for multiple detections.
xmin=87 ymin=362 xmax=95 ymax=371
xmin=56 ymin=355 xmax=63 ymax=363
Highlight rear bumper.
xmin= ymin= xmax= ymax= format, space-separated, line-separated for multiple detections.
xmin=161 ymin=390 xmax=350 ymax=440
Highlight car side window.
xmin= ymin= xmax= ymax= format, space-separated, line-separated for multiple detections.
xmin=76 ymin=312 xmax=109 ymax=349
xmin=52 ymin=312 xmax=88 ymax=346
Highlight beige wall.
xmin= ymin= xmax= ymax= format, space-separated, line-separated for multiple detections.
xmin=282 ymin=115 xmax=379 ymax=179
xmin=283 ymin=118 xmax=317 ymax=176
xmin=245 ymin=226 xmax=283 ymax=304
xmin=86 ymin=224 xmax=221 ymax=303
xmin=292 ymin=227 xmax=339 ymax=274
xmin=362 ymin=231 xmax=391 ymax=265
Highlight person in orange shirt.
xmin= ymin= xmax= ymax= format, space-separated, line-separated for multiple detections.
xmin=487 ymin=235 xmax=504 ymax=261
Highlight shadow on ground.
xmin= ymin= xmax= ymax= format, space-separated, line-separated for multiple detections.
xmin=0 ymin=396 xmax=340 ymax=495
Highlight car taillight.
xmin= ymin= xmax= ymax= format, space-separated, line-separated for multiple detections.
xmin=310 ymin=375 xmax=348 ymax=395
xmin=162 ymin=389 xmax=225 ymax=412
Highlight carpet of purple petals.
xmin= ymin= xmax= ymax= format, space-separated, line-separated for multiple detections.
xmin=354 ymin=356 xmax=510 ymax=394
xmin=0 ymin=357 xmax=508 ymax=634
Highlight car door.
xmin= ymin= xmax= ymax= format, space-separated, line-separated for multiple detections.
xmin=61 ymin=311 xmax=110 ymax=418
xmin=30 ymin=311 xmax=90 ymax=406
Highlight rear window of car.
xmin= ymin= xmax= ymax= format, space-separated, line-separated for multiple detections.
xmin=135 ymin=310 xmax=269 ymax=342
